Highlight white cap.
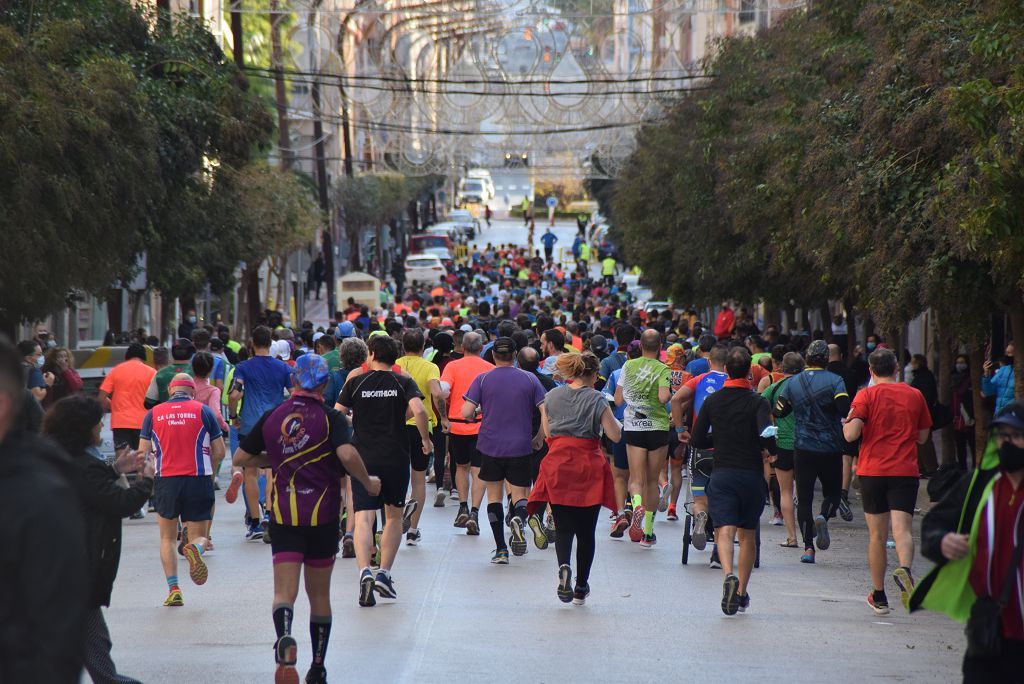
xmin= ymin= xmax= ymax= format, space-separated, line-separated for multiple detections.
xmin=459 ymin=324 xmax=473 ymax=333
xmin=270 ymin=339 xmax=291 ymax=361
xmin=312 ymin=332 xmax=325 ymax=343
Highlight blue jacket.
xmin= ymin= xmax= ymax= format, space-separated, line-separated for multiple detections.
xmin=981 ymin=365 xmax=1015 ymax=414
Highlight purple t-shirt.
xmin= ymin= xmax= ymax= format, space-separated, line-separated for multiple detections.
xmin=240 ymin=395 xmax=349 ymax=527
xmin=465 ymin=366 xmax=546 ymax=457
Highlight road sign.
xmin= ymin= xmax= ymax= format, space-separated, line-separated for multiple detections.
xmin=546 ymin=196 xmax=558 ymax=209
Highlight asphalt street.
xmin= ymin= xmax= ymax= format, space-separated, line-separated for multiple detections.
xmin=103 ymin=472 xmax=964 ymax=683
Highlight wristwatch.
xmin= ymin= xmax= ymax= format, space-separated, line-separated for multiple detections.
xmin=674 ymin=426 xmax=687 ymax=434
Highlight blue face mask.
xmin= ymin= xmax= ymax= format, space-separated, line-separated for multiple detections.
xmin=35 ymin=356 xmax=44 ymax=367
xmin=86 ymin=445 xmax=106 ymax=461
xmin=866 ymin=342 xmax=877 ymax=352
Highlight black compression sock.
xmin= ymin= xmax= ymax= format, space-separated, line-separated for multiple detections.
xmin=273 ymin=603 xmax=294 ymax=639
xmin=310 ymin=616 xmax=331 ymax=666
xmin=487 ymin=502 xmax=506 ymax=549
xmin=513 ymin=498 xmax=528 ymax=524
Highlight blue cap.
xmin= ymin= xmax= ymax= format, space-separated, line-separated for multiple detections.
xmin=335 ymin=321 xmax=355 ymax=339
xmin=992 ymin=402 xmax=1024 ymax=431
xmin=292 ymin=353 xmax=329 ymax=390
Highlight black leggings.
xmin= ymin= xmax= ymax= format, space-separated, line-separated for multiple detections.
xmin=550 ymin=504 xmax=601 ymax=584
xmin=431 ymin=430 xmax=448 ymax=490
xmin=794 ymin=450 xmax=842 ymax=549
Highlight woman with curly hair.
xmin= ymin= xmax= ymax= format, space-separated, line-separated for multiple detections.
xmin=43 ymin=394 xmax=153 ymax=684
xmin=40 ymin=346 xmax=83 ymax=410
xmin=530 ymin=352 xmax=621 ymax=605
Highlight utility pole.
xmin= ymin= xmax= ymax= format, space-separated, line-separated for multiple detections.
xmin=310 ymin=2 xmax=336 ymax=316
xmin=230 ymin=1 xmax=244 ymax=69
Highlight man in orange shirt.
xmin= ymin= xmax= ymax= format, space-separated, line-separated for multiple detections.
xmin=98 ymin=342 xmax=156 ymax=450
xmin=440 ymin=331 xmax=493 ymax=535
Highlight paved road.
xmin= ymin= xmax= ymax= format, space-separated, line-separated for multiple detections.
xmin=104 ymin=473 xmax=963 ymax=683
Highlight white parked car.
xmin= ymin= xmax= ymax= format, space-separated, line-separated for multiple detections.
xmin=405 ymin=254 xmax=447 ymax=285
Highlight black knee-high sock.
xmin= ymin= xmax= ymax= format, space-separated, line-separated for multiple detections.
xmin=310 ymin=616 xmax=331 ymax=666
xmin=487 ymin=502 xmax=506 ymax=549
xmin=273 ymin=603 xmax=293 ymax=639
xmin=513 ymin=498 xmax=528 ymax=524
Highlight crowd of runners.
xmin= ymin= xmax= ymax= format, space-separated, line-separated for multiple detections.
xmin=6 ymin=227 xmax=1024 ymax=684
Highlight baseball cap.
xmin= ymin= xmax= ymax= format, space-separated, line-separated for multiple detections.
xmin=806 ymin=339 xmax=829 ymax=360
xmin=459 ymin=324 xmax=473 ymax=333
xmin=368 ymin=330 xmax=389 ymax=339
xmin=168 ymin=375 xmax=196 ymax=392
xmin=292 ymin=353 xmax=329 ymax=390
xmin=600 ymin=315 xmax=612 ymax=327
xmin=991 ymin=402 xmax=1024 ymax=431
xmin=335 ymin=321 xmax=355 ymax=339
xmin=590 ymin=334 xmax=608 ymax=354
xmin=270 ymin=339 xmax=291 ymax=361
xmin=312 ymin=331 xmax=325 ymax=343
xmin=492 ymin=337 xmax=517 ymax=355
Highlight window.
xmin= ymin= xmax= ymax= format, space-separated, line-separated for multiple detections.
xmin=739 ymin=0 xmax=756 ymax=23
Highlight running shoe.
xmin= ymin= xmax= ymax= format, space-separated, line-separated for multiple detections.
xmin=657 ymin=483 xmax=670 ymax=512
xmin=262 ymin=517 xmax=272 ymax=545
xmin=274 ymin=635 xmax=299 ymax=684
xmin=224 ymin=471 xmax=244 ymax=504
xmin=406 ymin=529 xmax=422 ymax=546
xmin=374 ymin=571 xmax=397 ymax=600
xmin=628 ymin=505 xmax=645 ymax=543
xmin=372 ymin=531 xmax=382 ymax=569
xmin=868 ymin=590 xmax=890 ymax=616
xmin=453 ymin=507 xmax=470 ymax=528
xmin=572 ymin=582 xmax=590 ymax=606
xmin=737 ymin=593 xmax=750 ymax=613
xmin=433 ymin=489 xmax=446 ymax=507
xmin=666 ymin=504 xmax=679 ymax=521
xmin=465 ymin=511 xmax=480 ymax=536
xmin=528 ymin=513 xmax=549 ymax=550
xmin=491 ymin=548 xmax=510 ymax=565
xmin=838 ymin=495 xmax=854 ymax=522
xmin=183 ymin=543 xmax=208 ymax=585
xmin=129 ymin=510 xmax=145 ymax=520
xmin=147 ymin=502 xmax=156 ymax=513
xmin=163 ymin=588 xmax=184 ymax=607
xmin=639 ymin=533 xmax=657 ymax=548
xmin=800 ymin=548 xmax=816 ymax=564
xmin=304 ymin=665 xmax=327 ymax=684
xmin=691 ymin=510 xmax=709 ymax=550
xmin=509 ymin=517 xmax=528 ymax=556
xmin=610 ymin=512 xmax=630 ymax=538
xmin=770 ymin=513 xmax=784 ymax=526
xmin=814 ymin=515 xmax=830 ymax=550
xmin=358 ymin=571 xmax=376 ymax=607
xmin=557 ymin=564 xmax=573 ymax=603
xmin=402 ymin=499 xmax=418 ymax=534
xmin=544 ymin=517 xmax=556 ymax=541
xmin=709 ymin=549 xmax=722 ymax=569
xmin=721 ymin=573 xmax=740 ymax=615
xmin=341 ymin=534 xmax=355 ymax=558
xmin=892 ymin=567 xmax=915 ymax=611
xmin=246 ymin=521 xmax=263 ymax=542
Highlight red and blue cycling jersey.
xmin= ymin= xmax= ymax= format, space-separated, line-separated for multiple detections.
xmin=141 ymin=395 xmax=223 ymax=477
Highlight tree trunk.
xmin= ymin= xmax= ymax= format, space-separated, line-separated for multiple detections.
xmin=843 ymin=296 xmax=857 ymax=362
xmin=230 ymin=1 xmax=244 ymax=69
xmin=243 ymin=263 xmax=262 ymax=337
xmin=270 ymin=0 xmax=292 ymax=171
xmin=1009 ymin=300 xmax=1024 ymax=400
xmin=970 ymin=347 xmax=990 ymax=460
xmin=936 ymin=312 xmax=955 ymax=467
xmin=820 ymin=302 xmax=832 ymax=342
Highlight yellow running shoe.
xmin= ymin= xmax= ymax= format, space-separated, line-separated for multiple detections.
xmin=183 ymin=543 xmax=208 ymax=586
xmin=163 ymin=589 xmax=184 ymax=607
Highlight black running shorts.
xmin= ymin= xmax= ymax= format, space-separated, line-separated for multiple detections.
xmin=707 ymin=468 xmax=765 ymax=530
xmin=479 ymin=453 xmax=532 ymax=487
xmin=449 ymin=433 xmax=482 ymax=467
xmin=351 ymin=460 xmax=410 ymax=512
xmin=859 ymin=475 xmax=918 ymax=515
xmin=270 ymin=520 xmax=340 ymax=564
xmin=772 ymin=447 xmax=795 ymax=472
xmin=153 ymin=475 xmax=214 ymax=522
xmin=622 ymin=430 xmax=671 ymax=451
xmin=406 ymin=425 xmax=432 ymax=473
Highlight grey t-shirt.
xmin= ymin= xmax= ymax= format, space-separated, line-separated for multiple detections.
xmin=543 ymin=385 xmax=608 ymax=439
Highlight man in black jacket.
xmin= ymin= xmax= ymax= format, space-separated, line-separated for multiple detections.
xmin=687 ymin=346 xmax=775 ymax=616
xmin=0 ymin=337 xmax=88 ymax=684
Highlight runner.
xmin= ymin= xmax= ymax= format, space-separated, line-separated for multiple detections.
xmin=138 ymin=374 xmax=225 ymax=607
xmin=530 ymin=352 xmax=620 ymax=604
xmin=664 ymin=343 xmax=690 ymax=520
xmin=336 ymin=334 xmax=431 ymax=607
xmin=232 ymin=354 xmax=381 ymax=683
xmin=462 ymin=336 xmax=547 ymax=563
xmin=229 ymin=326 xmax=293 ymax=542
xmin=671 ymin=344 xmax=729 ymax=559
xmin=440 ymin=332 xmax=493 ymax=535
xmin=774 ymin=339 xmax=851 ymax=564
xmin=603 ymin=341 xmax=641 ymax=536
xmin=97 ymin=342 xmax=156 ymax=451
xmin=614 ymin=329 xmax=671 ymax=547
xmin=395 ymin=329 xmax=448 ymax=545
xmin=842 ymin=348 xmax=931 ymax=614
xmin=761 ymin=351 xmax=804 ymax=549
xmin=686 ymin=347 xmax=775 ymax=615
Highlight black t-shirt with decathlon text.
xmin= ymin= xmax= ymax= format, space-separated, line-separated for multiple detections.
xmin=337 ymin=370 xmax=424 ymax=466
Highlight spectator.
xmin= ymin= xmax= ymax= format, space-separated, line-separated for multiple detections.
xmin=43 ymin=395 xmax=154 ymax=684
xmin=41 ymin=346 xmax=83 ymax=410
xmin=982 ymin=343 xmax=1016 ymax=415
xmin=18 ymin=339 xmax=54 ymax=403
xmin=950 ymin=354 xmax=976 ymax=470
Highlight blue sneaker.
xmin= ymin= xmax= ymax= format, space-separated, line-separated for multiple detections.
xmin=358 ymin=570 xmax=376 ymax=607
xmin=374 ymin=571 xmax=397 ymax=600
